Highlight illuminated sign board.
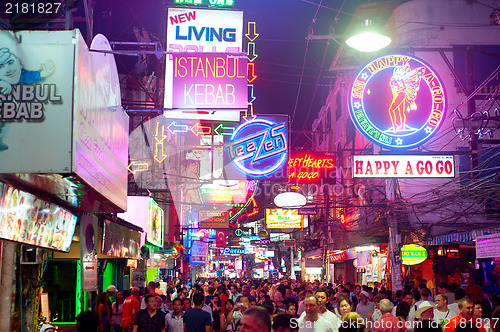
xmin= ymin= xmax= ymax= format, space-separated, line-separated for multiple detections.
xmin=224 ymin=116 xmax=289 ymax=180
xmin=401 ymin=244 xmax=428 ymax=265
xmin=174 ymin=0 xmax=235 ymax=6
xmin=274 ymin=192 xmax=307 ymax=208
xmin=198 ymin=210 xmax=229 ymax=228
xmin=102 ymin=220 xmax=141 ymax=259
xmin=329 ymin=250 xmax=356 ymax=263
xmin=288 ymin=152 xmax=335 ymax=183
xmin=349 ymin=55 xmax=446 ymax=149
xmin=353 ymin=155 xmax=454 ymax=178
xmin=220 ymin=247 xmax=250 ymax=255
xmin=165 ymin=8 xmax=243 ymax=109
xmin=200 ymin=180 xmax=254 ymax=204
xmin=0 ymin=181 xmax=77 ymax=252
xmin=266 ymin=208 xmax=303 ymax=229
xmin=170 ymin=53 xmax=247 ymax=109
xmin=147 ymin=198 xmax=164 ymax=248
xmin=191 ymin=240 xmax=208 ymax=264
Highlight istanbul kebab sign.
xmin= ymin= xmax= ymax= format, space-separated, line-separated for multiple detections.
xmin=349 ymin=55 xmax=446 ymax=149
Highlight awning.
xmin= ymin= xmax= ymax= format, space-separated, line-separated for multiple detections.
xmin=426 ymin=227 xmax=500 ymax=246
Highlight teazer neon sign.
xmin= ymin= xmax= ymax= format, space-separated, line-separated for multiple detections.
xmin=349 ymin=55 xmax=446 ymax=149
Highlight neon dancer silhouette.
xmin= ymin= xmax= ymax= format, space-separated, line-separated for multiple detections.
xmin=388 ymin=64 xmax=426 ymax=133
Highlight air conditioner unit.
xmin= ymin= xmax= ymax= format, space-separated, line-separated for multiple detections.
xmin=20 ymin=245 xmax=42 ymax=264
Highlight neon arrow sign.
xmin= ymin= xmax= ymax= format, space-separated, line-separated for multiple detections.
xmin=168 ymin=121 xmax=188 ymax=134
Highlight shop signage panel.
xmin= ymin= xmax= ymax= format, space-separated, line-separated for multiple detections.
xmin=401 ymin=244 xmax=428 ymax=265
xmin=81 ymin=215 xmax=98 ymax=291
xmin=165 ymin=8 xmax=243 ymax=109
xmin=224 ymin=116 xmax=289 ymax=180
xmin=274 ymin=192 xmax=306 ymax=208
xmin=190 ymin=240 xmax=208 ymax=264
xmin=349 ymin=54 xmax=446 ymax=149
xmin=74 ymin=34 xmax=129 ymax=211
xmin=298 ymin=204 xmax=318 ymax=215
xmin=266 ymin=208 xmax=303 ymax=229
xmin=200 ymin=180 xmax=253 ymax=204
xmin=215 ymin=229 xmax=227 ymax=248
xmin=329 ymin=250 xmax=356 ymax=263
xmin=147 ymin=198 xmax=164 ymax=248
xmin=170 ymin=53 xmax=247 ymax=109
xmin=0 ymin=181 xmax=77 ymax=252
xmin=102 ymin=220 xmax=141 ymax=259
xmin=476 ymin=233 xmax=500 ymax=259
xmin=219 ymin=247 xmax=251 ymax=255
xmin=353 ymin=155 xmax=454 ymax=178
xmin=288 ymin=151 xmax=336 ymax=183
xmin=198 ymin=210 xmax=229 ymax=228
xmin=0 ymin=31 xmax=73 ymax=173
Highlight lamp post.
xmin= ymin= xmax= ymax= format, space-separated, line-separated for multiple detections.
xmin=345 ymin=19 xmax=391 ymax=52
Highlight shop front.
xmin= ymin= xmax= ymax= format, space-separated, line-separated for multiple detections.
xmin=305 ymin=249 xmax=323 ymax=281
xmin=0 ymin=29 xmax=129 ymax=331
xmin=329 ymin=249 xmax=357 ymax=285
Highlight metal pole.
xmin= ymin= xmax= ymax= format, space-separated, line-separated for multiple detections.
xmin=0 ymin=241 xmax=15 ymax=331
xmin=386 ymin=179 xmax=403 ymax=293
xmin=290 ymin=246 xmax=296 ymax=280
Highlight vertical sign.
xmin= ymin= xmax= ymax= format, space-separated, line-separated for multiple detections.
xmin=215 ymin=229 xmax=227 ymax=248
xmin=80 ymin=215 xmax=98 ymax=292
xmin=244 ymin=21 xmax=259 ymax=121
xmin=191 ymin=240 xmax=208 ymax=264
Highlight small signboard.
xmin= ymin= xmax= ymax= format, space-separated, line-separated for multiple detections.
xmin=401 ymin=244 xmax=428 ymax=265
xmin=199 ymin=210 xmax=229 ymax=229
xmin=299 ymin=204 xmax=318 ymax=215
xmin=476 ymin=233 xmax=500 ymax=259
xmin=283 ymin=239 xmax=296 ymax=247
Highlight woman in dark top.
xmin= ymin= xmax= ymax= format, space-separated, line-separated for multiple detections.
xmin=97 ymin=292 xmax=112 ymax=332
xmin=210 ymin=294 xmax=222 ymax=332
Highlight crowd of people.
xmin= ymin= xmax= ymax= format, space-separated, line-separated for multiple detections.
xmin=69 ymin=277 xmax=500 ymax=332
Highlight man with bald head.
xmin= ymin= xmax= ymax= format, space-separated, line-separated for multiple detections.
xmin=373 ymin=299 xmax=408 ymax=332
xmin=433 ymin=294 xmax=458 ymax=328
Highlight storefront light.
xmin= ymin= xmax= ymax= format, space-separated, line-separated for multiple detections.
xmin=355 ymin=246 xmax=378 ymax=252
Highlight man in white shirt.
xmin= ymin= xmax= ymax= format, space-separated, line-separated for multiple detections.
xmin=414 ymin=288 xmax=435 ymax=308
xmin=433 ymin=294 xmax=459 ymax=328
xmin=165 ymin=298 xmax=184 ymax=332
xmin=297 ymin=289 xmax=340 ymax=331
xmin=294 ymin=295 xmax=333 ymax=332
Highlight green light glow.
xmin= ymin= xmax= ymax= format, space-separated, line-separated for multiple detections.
xmin=76 ymin=260 xmax=81 ymax=316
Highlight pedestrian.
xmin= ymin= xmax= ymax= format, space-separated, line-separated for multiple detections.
xmin=122 ymin=287 xmax=141 ymax=332
xmin=356 ymin=291 xmax=374 ymax=320
xmin=133 ymin=293 xmax=166 ymax=332
xmin=367 ymin=294 xmax=384 ymax=324
xmin=183 ymin=292 xmax=212 ymax=332
xmin=111 ymin=291 xmax=124 ymax=332
xmin=273 ymin=313 xmax=298 ymax=332
xmin=339 ymin=298 xmax=354 ymax=320
xmin=295 ymin=294 xmax=333 ymax=332
xmin=77 ymin=311 xmax=100 ymax=332
xmin=372 ymin=299 xmax=407 ymax=332
xmin=286 ymin=303 xmax=298 ymax=318
xmin=220 ymin=299 xmax=235 ymax=331
xmin=97 ymin=291 xmax=113 ymax=332
xmin=183 ymin=297 xmax=192 ymax=312
xmin=39 ymin=324 xmax=56 ymax=332
xmin=444 ymin=298 xmax=486 ymax=332
xmin=107 ymin=285 xmax=117 ymax=312
xmin=165 ymin=298 xmax=184 ymax=332
xmin=239 ymin=306 xmax=272 ymax=332
xmin=140 ymin=281 xmax=159 ymax=309
xmin=210 ymin=294 xmax=222 ymax=332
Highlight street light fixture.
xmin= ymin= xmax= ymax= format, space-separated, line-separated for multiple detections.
xmin=346 ymin=19 xmax=391 ymax=52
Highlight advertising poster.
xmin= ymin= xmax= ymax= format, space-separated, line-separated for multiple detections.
xmin=80 ymin=215 xmax=98 ymax=292
xmin=191 ymin=240 xmax=208 ymax=264
xmin=147 ymin=198 xmax=164 ymax=248
xmin=0 ymin=181 xmax=77 ymax=252
xmin=102 ymin=219 xmax=141 ymax=259
xmin=266 ymin=208 xmax=303 ymax=229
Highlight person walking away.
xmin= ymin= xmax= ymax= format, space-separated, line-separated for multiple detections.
xmin=367 ymin=295 xmax=384 ymax=325
xmin=183 ymin=292 xmax=212 ymax=332
xmin=112 ymin=291 xmax=124 ymax=332
xmin=133 ymin=293 xmax=166 ymax=332
xmin=123 ymin=287 xmax=141 ymax=332
xmin=165 ymin=298 xmax=184 ymax=332
xmin=373 ymin=299 xmax=408 ymax=332
xmin=98 ymin=291 xmax=113 ymax=332
xmin=77 ymin=311 xmax=100 ymax=332
xmin=356 ymin=291 xmax=374 ymax=320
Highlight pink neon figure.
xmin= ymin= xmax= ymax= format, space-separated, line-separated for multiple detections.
xmin=388 ymin=64 xmax=426 ymax=133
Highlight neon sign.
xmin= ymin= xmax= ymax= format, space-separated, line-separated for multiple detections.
xmin=353 ymin=155 xmax=455 ymax=178
xmin=171 ymin=53 xmax=247 ymax=109
xmin=225 ymin=116 xmax=288 ymax=179
xmin=288 ymin=152 xmax=335 ymax=183
xmin=349 ymin=55 xmax=446 ymax=149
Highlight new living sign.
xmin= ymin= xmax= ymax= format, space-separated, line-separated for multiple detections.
xmin=349 ymin=55 xmax=446 ymax=149
xmin=353 ymin=155 xmax=454 ymax=178
xmin=165 ymin=8 xmax=243 ymax=109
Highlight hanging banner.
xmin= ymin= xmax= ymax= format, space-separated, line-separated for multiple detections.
xmin=199 ymin=210 xmax=229 ymax=228
xmin=190 ymin=240 xmax=208 ymax=264
xmin=215 ymin=229 xmax=227 ymax=248
xmin=102 ymin=220 xmax=141 ymax=259
xmin=80 ymin=215 xmax=98 ymax=292
xmin=476 ymin=233 xmax=500 ymax=259
xmin=266 ymin=208 xmax=303 ymax=229
xmin=288 ymin=151 xmax=336 ymax=183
